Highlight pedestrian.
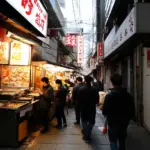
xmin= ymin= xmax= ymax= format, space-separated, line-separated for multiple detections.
xmin=39 ymin=77 xmax=54 ymax=133
xmin=102 ymin=74 xmax=135 ymax=150
xmin=78 ymin=76 xmax=99 ymax=143
xmin=72 ymin=77 xmax=83 ymax=125
xmin=55 ymin=79 xmax=67 ymax=129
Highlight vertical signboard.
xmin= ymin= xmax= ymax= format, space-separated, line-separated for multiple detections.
xmin=77 ymin=36 xmax=84 ymax=64
xmin=0 ymin=42 xmax=9 ymax=64
xmin=147 ymin=49 xmax=150 ymax=68
xmin=65 ymin=35 xmax=77 ymax=47
xmin=97 ymin=42 xmax=103 ymax=57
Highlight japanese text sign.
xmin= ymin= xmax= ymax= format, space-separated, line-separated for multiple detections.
xmin=104 ymin=8 xmax=136 ymax=58
xmin=98 ymin=42 xmax=103 ymax=57
xmin=10 ymin=40 xmax=31 ymax=65
xmin=77 ymin=36 xmax=84 ymax=64
xmin=0 ymin=42 xmax=9 ymax=64
xmin=65 ymin=35 xmax=77 ymax=47
xmin=6 ymin=0 xmax=48 ymax=36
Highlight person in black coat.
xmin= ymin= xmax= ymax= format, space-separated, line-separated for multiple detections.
xmin=72 ymin=77 xmax=83 ymax=125
xmin=102 ymin=74 xmax=135 ymax=150
xmin=39 ymin=77 xmax=54 ymax=133
xmin=55 ymin=79 xmax=67 ymax=129
xmin=78 ymin=76 xmax=99 ymax=143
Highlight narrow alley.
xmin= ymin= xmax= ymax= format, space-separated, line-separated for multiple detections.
xmin=0 ymin=108 xmax=147 ymax=150
xmin=25 ymin=109 xmax=110 ymax=150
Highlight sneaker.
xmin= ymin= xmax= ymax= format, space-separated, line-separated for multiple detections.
xmin=55 ymin=125 xmax=62 ymax=129
xmin=74 ymin=122 xmax=80 ymax=125
xmin=63 ymin=123 xmax=67 ymax=127
xmin=40 ymin=128 xmax=48 ymax=133
xmin=83 ymin=136 xmax=91 ymax=143
xmin=81 ymin=129 xmax=84 ymax=134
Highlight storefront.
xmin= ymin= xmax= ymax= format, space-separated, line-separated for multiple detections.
xmin=0 ymin=0 xmax=49 ymax=147
xmin=103 ymin=3 xmax=150 ymax=130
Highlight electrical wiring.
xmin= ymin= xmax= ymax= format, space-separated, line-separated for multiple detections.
xmin=72 ymin=0 xmax=78 ymax=30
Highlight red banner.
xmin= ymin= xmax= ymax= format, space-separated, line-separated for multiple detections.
xmin=65 ymin=35 xmax=77 ymax=47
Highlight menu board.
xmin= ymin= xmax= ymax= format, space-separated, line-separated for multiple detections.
xmin=1 ymin=66 xmax=30 ymax=88
xmin=0 ymin=42 xmax=9 ymax=64
xmin=10 ymin=40 xmax=31 ymax=65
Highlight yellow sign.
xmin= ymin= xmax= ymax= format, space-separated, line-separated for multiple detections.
xmin=10 ymin=40 xmax=31 ymax=65
xmin=0 ymin=42 xmax=9 ymax=64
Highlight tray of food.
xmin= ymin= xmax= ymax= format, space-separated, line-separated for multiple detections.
xmin=0 ymin=100 xmax=29 ymax=110
xmin=18 ymin=97 xmax=33 ymax=101
xmin=28 ymin=92 xmax=40 ymax=97
xmin=0 ymin=91 xmax=17 ymax=96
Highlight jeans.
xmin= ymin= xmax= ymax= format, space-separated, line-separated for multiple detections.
xmin=39 ymin=109 xmax=49 ymax=130
xmin=75 ymin=106 xmax=81 ymax=123
xmin=108 ymin=125 xmax=127 ymax=150
xmin=82 ymin=120 xmax=94 ymax=140
xmin=56 ymin=106 xmax=67 ymax=126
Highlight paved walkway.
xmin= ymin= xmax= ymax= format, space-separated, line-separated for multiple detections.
xmin=25 ymin=109 xmax=110 ymax=150
xmin=1 ymin=108 xmax=150 ymax=150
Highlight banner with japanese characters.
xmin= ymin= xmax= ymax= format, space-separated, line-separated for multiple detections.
xmin=5 ymin=0 xmax=48 ymax=36
xmin=77 ymin=36 xmax=84 ymax=64
xmin=10 ymin=40 xmax=31 ymax=65
xmin=65 ymin=35 xmax=77 ymax=47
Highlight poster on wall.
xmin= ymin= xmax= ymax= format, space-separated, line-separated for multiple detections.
xmin=10 ymin=40 xmax=31 ymax=65
xmin=1 ymin=66 xmax=30 ymax=88
xmin=0 ymin=42 xmax=9 ymax=64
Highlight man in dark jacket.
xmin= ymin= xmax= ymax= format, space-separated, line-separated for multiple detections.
xmin=55 ymin=79 xmax=67 ymax=128
xmin=72 ymin=77 xmax=83 ymax=125
xmin=102 ymin=74 xmax=135 ymax=150
xmin=40 ymin=77 xmax=54 ymax=133
xmin=78 ymin=76 xmax=99 ymax=143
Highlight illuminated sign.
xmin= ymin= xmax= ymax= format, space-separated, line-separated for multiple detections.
xmin=10 ymin=40 xmax=31 ymax=65
xmin=6 ymin=0 xmax=48 ymax=36
xmin=0 ymin=42 xmax=9 ymax=64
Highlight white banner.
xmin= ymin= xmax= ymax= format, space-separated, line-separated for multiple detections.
xmin=6 ymin=0 xmax=48 ymax=36
xmin=77 ymin=36 xmax=84 ymax=64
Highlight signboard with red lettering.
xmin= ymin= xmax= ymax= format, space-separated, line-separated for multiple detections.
xmin=97 ymin=42 xmax=103 ymax=57
xmin=65 ymin=35 xmax=77 ymax=47
xmin=77 ymin=36 xmax=84 ymax=64
xmin=6 ymin=0 xmax=48 ymax=37
xmin=147 ymin=50 xmax=150 ymax=68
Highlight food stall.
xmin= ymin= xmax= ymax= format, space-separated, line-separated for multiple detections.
xmin=42 ymin=64 xmax=73 ymax=90
xmin=0 ymin=40 xmax=40 ymax=147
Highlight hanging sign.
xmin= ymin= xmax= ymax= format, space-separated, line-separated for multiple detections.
xmin=77 ymin=36 xmax=84 ymax=64
xmin=98 ymin=42 xmax=103 ymax=57
xmin=6 ymin=0 xmax=48 ymax=36
xmin=147 ymin=50 xmax=150 ymax=68
xmin=0 ymin=42 xmax=9 ymax=64
xmin=10 ymin=40 xmax=31 ymax=65
xmin=65 ymin=35 xmax=77 ymax=47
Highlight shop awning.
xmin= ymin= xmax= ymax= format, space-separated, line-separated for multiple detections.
xmin=46 ymin=60 xmax=76 ymax=71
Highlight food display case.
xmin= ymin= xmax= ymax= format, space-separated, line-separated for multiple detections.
xmin=0 ymin=90 xmax=18 ymax=100
xmin=0 ymin=100 xmax=31 ymax=147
